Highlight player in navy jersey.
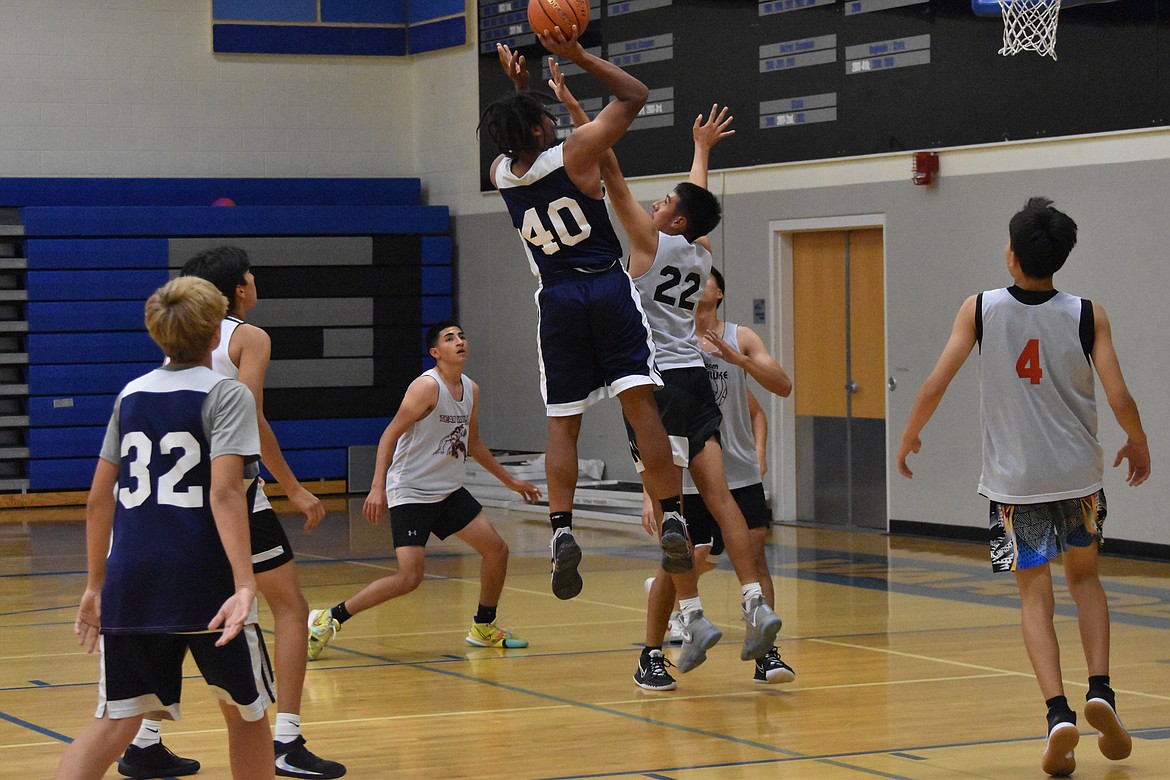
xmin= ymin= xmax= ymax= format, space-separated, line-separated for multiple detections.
xmin=123 ymin=246 xmax=344 ymax=779
xmin=482 ymin=32 xmax=689 ymax=602
xmin=55 ymin=276 xmax=274 ymax=780
xmin=898 ymin=197 xmax=1150 ymax=777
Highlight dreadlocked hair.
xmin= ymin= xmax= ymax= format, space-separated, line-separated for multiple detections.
xmin=478 ymin=90 xmax=556 ymax=159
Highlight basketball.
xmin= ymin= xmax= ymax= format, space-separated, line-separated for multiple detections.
xmin=527 ymin=0 xmax=589 ymax=39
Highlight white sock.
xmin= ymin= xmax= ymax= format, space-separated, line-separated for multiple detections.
xmin=132 ymin=719 xmax=162 ymax=748
xmin=741 ymin=582 xmax=763 ymax=606
xmin=679 ymin=596 xmax=703 ymax=617
xmin=274 ymin=712 xmax=301 ymax=745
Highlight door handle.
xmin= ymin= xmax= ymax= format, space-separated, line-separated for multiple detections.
xmin=887 ymin=376 xmax=897 ymax=391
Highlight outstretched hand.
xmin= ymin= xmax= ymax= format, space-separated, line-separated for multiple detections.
xmin=693 ymin=104 xmax=735 ymax=150
xmin=497 ymin=43 xmax=529 ymax=91
xmin=535 ymin=25 xmax=583 ymax=61
xmin=1113 ymin=438 xmax=1151 ymax=486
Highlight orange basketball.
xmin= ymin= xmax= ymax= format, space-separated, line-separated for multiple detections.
xmin=527 ymin=0 xmax=589 ymax=39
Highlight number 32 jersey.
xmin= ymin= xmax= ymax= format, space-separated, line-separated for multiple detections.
xmin=495 ymin=144 xmax=623 ymax=279
xmin=978 ymin=286 xmax=1101 ymax=504
xmin=98 ymin=365 xmax=260 ymax=633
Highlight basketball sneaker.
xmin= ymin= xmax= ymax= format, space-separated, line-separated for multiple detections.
xmin=275 ymin=736 xmax=347 ymax=779
xmin=753 ymin=646 xmax=796 ymax=684
xmin=659 ymin=511 xmax=693 ymax=573
xmin=1085 ymin=694 xmax=1131 ymax=761
xmin=117 ymin=742 xmax=200 ymax=779
xmin=307 ymin=608 xmax=340 ymax=661
xmin=633 ymin=648 xmax=677 ymax=691
xmin=551 ymin=527 xmax=583 ymax=600
xmin=741 ymin=594 xmax=782 ymax=661
xmin=1041 ymin=711 xmax=1079 ymax=777
xmin=676 ymin=609 xmax=722 ymax=673
xmin=466 ymin=621 xmax=529 ymax=648
xmin=665 ymin=610 xmax=686 ymax=645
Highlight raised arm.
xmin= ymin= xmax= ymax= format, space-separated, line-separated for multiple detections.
xmin=466 ymin=382 xmax=542 ymax=503
xmin=233 ymin=324 xmax=325 ymax=530
xmin=497 ymin=43 xmax=530 ymax=92
xmin=897 ymin=294 xmax=979 ymax=478
xmin=1090 ymin=301 xmax=1150 ymax=486
xmin=547 ymin=57 xmax=657 ymax=270
xmin=690 ymin=105 xmax=734 ymax=253
xmin=362 ymin=376 xmax=441 ymax=523
xmin=537 ymin=28 xmax=648 ymax=193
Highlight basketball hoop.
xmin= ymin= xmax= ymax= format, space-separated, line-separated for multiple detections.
xmin=1000 ymin=0 xmax=1061 ymax=58
xmin=972 ymin=0 xmax=1061 ymax=60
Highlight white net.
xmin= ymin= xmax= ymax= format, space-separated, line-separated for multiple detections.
xmin=998 ymin=0 xmax=1061 ymax=59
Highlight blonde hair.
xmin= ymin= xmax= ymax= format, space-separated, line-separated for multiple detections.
xmin=144 ymin=276 xmax=226 ymax=363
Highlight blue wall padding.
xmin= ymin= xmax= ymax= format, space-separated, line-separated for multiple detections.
xmin=420 ymin=235 xmax=452 ymax=265
xmin=21 ymin=205 xmax=449 ymax=237
xmin=29 ymin=363 xmax=159 ymax=395
xmin=26 ymin=239 xmax=170 ymax=269
xmin=213 ymin=0 xmax=318 ymax=21
xmin=322 ymin=0 xmax=406 ymax=23
xmin=422 ymin=296 xmax=453 ymax=323
xmin=268 ymin=417 xmax=391 ymax=448
xmin=421 ymin=265 xmax=452 ymax=295
xmin=28 ymin=333 xmax=161 ymax=365
xmin=29 ymin=427 xmax=105 ymax=459
xmin=408 ymin=0 xmax=465 ymax=23
xmin=263 ymin=449 xmax=348 ymax=481
xmin=214 ymin=23 xmax=407 ymax=55
xmin=29 ymin=395 xmax=118 ymax=427
xmin=29 ymin=458 xmax=95 ymax=490
xmin=408 ymin=16 xmax=466 ymax=53
xmin=0 ymin=178 xmax=421 ymax=207
xmin=27 ymin=270 xmax=170 ymax=302
xmin=29 ymin=302 xmax=150 ymax=332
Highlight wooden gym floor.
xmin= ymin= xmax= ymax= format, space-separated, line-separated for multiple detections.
xmin=4 ymin=498 xmax=1170 ymax=778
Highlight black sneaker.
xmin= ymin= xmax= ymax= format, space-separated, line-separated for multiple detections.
xmin=550 ymin=528 xmax=583 ymax=600
xmin=1042 ymin=710 xmax=1078 ymax=777
xmin=275 ymin=736 xmax=347 ymax=779
xmin=753 ymin=647 xmax=796 ymax=684
xmin=117 ymin=742 xmax=200 ymax=779
xmin=634 ymin=649 xmax=677 ymax=691
xmin=659 ymin=511 xmax=693 ymax=573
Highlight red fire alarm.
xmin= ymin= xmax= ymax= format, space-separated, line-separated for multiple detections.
xmin=912 ymin=151 xmax=939 ymax=186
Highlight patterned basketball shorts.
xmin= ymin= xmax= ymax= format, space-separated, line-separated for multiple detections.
xmin=989 ymin=490 xmax=1106 ymax=572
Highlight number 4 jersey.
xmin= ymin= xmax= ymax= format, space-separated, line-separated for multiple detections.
xmin=977 ymin=286 xmax=1102 ymax=504
xmin=99 ymin=365 xmax=260 ymax=633
xmin=494 ymin=144 xmax=623 ymax=279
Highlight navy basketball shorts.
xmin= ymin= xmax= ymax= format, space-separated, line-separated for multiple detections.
xmin=96 ymin=626 xmax=274 ymax=722
xmin=685 ymin=482 xmax=771 ymax=556
xmin=625 ymin=367 xmax=722 ymax=471
xmin=250 ymin=507 xmax=295 ymax=573
xmin=389 ymin=487 xmax=483 ymax=548
xmin=989 ymin=489 xmax=1106 ymax=572
xmin=535 ymin=263 xmax=661 ymax=417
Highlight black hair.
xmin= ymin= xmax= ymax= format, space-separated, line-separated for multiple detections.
xmin=425 ymin=320 xmax=462 ymax=350
xmin=1008 ymin=196 xmax=1078 ymax=278
xmin=710 ymin=266 xmax=725 ymax=309
xmin=477 ymin=91 xmax=557 ymax=159
xmin=673 ymin=182 xmax=722 ymax=242
xmin=180 ymin=246 xmax=250 ymax=310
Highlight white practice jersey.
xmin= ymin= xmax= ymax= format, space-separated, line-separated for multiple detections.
xmin=386 ymin=369 xmax=473 ymax=506
xmin=631 ymin=232 xmax=710 ymax=370
xmin=212 ymin=316 xmax=271 ymax=513
xmin=978 ymin=287 xmax=1102 ymax=503
xmin=684 ymin=323 xmax=762 ymax=494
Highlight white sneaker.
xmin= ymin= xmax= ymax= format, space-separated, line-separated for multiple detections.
xmin=665 ymin=611 xmax=686 ymax=645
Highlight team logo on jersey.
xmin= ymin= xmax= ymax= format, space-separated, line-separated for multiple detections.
xmin=705 ymin=357 xmax=729 ymax=406
xmin=434 ymin=423 xmax=468 ymax=461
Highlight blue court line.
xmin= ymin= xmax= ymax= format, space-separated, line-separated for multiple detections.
xmin=0 ymin=709 xmax=74 ymax=743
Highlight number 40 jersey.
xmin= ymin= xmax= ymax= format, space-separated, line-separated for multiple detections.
xmin=495 ymin=144 xmax=623 ymax=279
